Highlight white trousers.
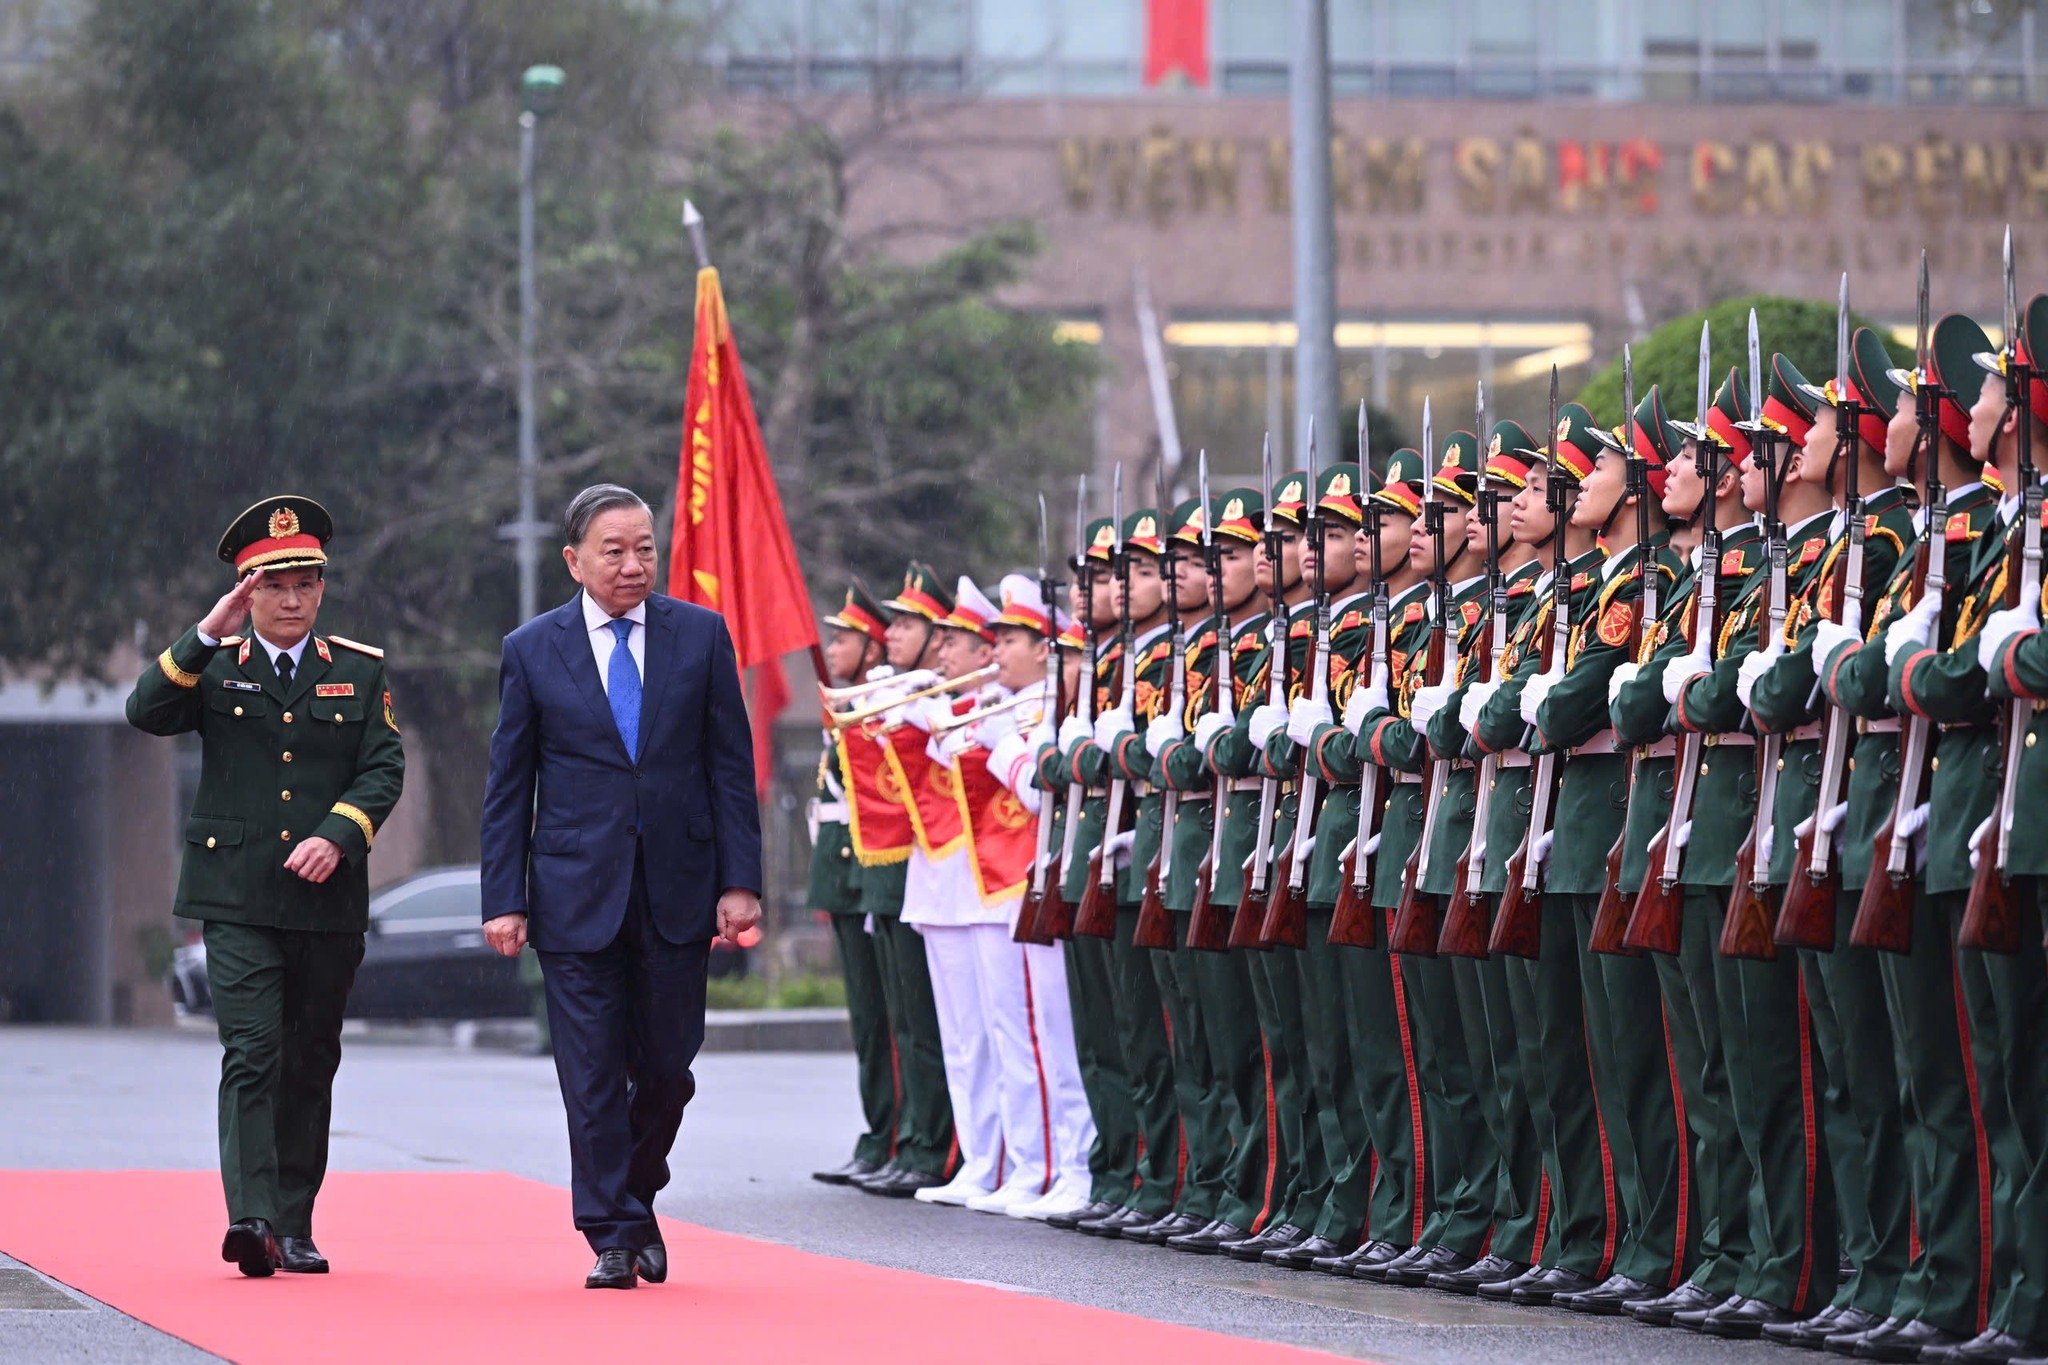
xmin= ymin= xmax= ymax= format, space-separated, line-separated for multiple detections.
xmin=1020 ymin=938 xmax=1098 ymax=1191
xmin=919 ymin=924 xmax=1005 ymax=1190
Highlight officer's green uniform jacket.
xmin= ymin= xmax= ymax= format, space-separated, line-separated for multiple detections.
xmin=1104 ymin=623 xmax=1174 ymax=903
xmin=1748 ymin=494 xmax=1913 ymax=883
xmin=1982 ymin=496 xmax=2048 ymax=877
xmin=1889 ymin=482 xmax=2022 ymax=895
xmin=1260 ymin=591 xmax=1374 ymax=905
xmin=1610 ymin=544 xmax=1703 ymax=894
xmin=1415 ymin=576 xmax=1495 ymax=897
xmin=127 ymin=626 xmax=405 ymax=932
xmin=806 ymin=737 xmax=862 ymax=913
xmin=1464 ymin=560 xmax=1551 ymax=895
xmin=1156 ymin=611 xmax=1233 ymax=909
xmin=1202 ymin=610 xmax=1280 ymax=908
xmin=1050 ymin=637 xmax=1123 ymax=903
xmin=1533 ymin=542 xmax=1674 ymax=896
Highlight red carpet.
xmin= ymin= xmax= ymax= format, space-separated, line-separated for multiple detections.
xmin=0 ymin=1171 xmax=1344 ymax=1364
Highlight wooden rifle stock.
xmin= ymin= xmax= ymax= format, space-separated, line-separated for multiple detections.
xmin=1033 ymin=874 xmax=1075 ymax=942
xmin=1328 ymin=845 xmax=1377 ymax=947
xmin=1226 ymin=883 xmax=1269 ymax=949
xmin=1624 ymin=826 xmax=1683 ymax=954
xmin=1437 ymin=853 xmax=1489 ymax=957
xmin=1389 ymin=849 xmax=1440 ymax=956
xmin=1132 ymin=856 xmax=1175 ymax=949
xmin=1013 ymin=880 xmax=1057 ymax=946
xmin=1719 ymin=821 xmax=1780 ymax=960
xmin=1072 ymin=849 xmax=1119 ymax=939
xmin=1487 ymin=837 xmax=1542 ymax=957
xmin=1848 ymin=818 xmax=1913 ymax=953
xmin=1260 ymin=844 xmax=1307 ymax=949
xmin=1187 ymin=856 xmax=1230 ymax=950
xmin=1773 ymin=844 xmax=1839 ymax=950
xmin=1587 ymin=831 xmax=1642 ymax=956
xmin=1961 ymin=851 xmax=2021 ymax=953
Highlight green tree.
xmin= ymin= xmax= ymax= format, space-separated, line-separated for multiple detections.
xmin=1578 ymin=295 xmax=1907 ymax=423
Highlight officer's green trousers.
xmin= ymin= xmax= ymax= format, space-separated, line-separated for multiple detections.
xmin=1184 ymin=934 xmax=1270 ymax=1231
xmin=1458 ymin=933 xmax=1547 ymax=1264
xmin=1110 ymin=908 xmax=1181 ymax=1215
xmin=1399 ymin=948 xmax=1491 ymax=1254
xmin=1300 ymin=911 xmax=1374 ymax=1242
xmin=1993 ymin=880 xmax=2048 ymax=1342
xmin=1802 ymin=901 xmax=1912 ymax=1317
xmin=1337 ymin=919 xmax=1426 ymax=1247
xmin=1249 ymin=945 xmax=1316 ymax=1229
xmin=1148 ymin=936 xmax=1218 ymax=1223
xmin=1064 ymin=933 xmax=1139 ymax=1206
xmin=828 ymin=912 xmax=896 ymax=1167
xmin=201 ymin=921 xmax=363 ymax=1238
xmin=868 ymin=914 xmax=955 ymax=1177
xmin=1568 ymin=893 xmax=1692 ymax=1291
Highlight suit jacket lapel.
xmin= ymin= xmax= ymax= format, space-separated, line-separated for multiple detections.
xmin=238 ymin=639 xmax=289 ymax=704
xmin=280 ymin=645 xmax=330 ymax=712
xmin=638 ymin=597 xmax=675 ymax=754
xmin=552 ymin=596 xmax=631 ymax=762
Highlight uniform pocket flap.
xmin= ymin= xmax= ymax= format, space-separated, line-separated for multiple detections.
xmin=185 ymin=816 xmax=246 ymax=848
xmin=321 ymin=698 xmax=368 ymax=724
xmin=206 ymin=688 xmax=267 ymax=716
xmin=531 ymin=827 xmax=581 ymax=855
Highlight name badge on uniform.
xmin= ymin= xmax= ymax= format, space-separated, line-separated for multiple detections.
xmin=315 ymin=683 xmax=356 ymax=698
xmin=221 ymin=679 xmax=262 ymax=693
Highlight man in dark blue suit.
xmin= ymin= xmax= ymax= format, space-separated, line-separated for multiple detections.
xmin=480 ymin=483 xmax=763 ymax=1290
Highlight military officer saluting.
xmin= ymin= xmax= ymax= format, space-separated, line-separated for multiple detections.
xmin=126 ymin=497 xmax=405 ymax=1277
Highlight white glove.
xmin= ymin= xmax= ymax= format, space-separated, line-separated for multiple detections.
xmin=901 ymin=695 xmax=950 ymax=733
xmin=1092 ymin=706 xmax=1134 ymax=751
xmin=1247 ymin=704 xmax=1286 ymax=748
xmin=1058 ymin=715 xmax=1093 ymax=752
xmin=1144 ymin=712 xmax=1184 ymax=757
xmin=1757 ymin=824 xmax=1775 ymax=869
xmin=1897 ymin=802 xmax=1931 ymax=866
xmin=1363 ymin=831 xmax=1382 ymax=857
xmin=1460 ymin=679 xmax=1502 ymax=732
xmin=1530 ymin=828 xmax=1554 ymax=868
xmin=1883 ymin=594 xmax=1939 ymax=667
xmin=1736 ymin=644 xmax=1783 ymax=709
xmin=1607 ymin=661 xmax=1641 ymax=707
xmin=1810 ymin=618 xmax=1860 ymax=676
xmin=1344 ymin=681 xmax=1390 ymax=733
xmin=1296 ymin=834 xmax=1317 ymax=861
xmin=1672 ymin=819 xmax=1693 ymax=850
xmin=976 ymin=704 xmax=1021 ymax=747
xmin=930 ymin=726 xmax=976 ymax=762
xmin=986 ymin=731 xmax=1034 ymax=793
xmin=1968 ymin=811 xmax=1996 ymax=870
xmin=1192 ymin=712 xmax=1232 ymax=752
xmin=1791 ymin=802 xmax=1848 ymax=843
xmin=1976 ymin=578 xmax=2042 ymax=672
xmin=1519 ymin=669 xmax=1561 ymax=726
xmin=1102 ymin=828 xmax=1137 ymax=871
xmin=1662 ymin=649 xmax=1711 ymax=704
xmin=1409 ymin=681 xmax=1452 ymax=733
xmin=1287 ymin=695 xmax=1333 ymax=746
xmin=891 ymin=668 xmax=936 ymax=690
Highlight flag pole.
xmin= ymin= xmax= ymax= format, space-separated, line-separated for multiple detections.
xmin=682 ymin=198 xmax=831 ymax=695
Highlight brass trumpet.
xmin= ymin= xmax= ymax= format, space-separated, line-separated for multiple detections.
xmin=930 ymin=689 xmax=1048 ymax=735
xmin=829 ymin=665 xmax=998 ymax=729
xmin=817 ymin=668 xmax=937 ymax=705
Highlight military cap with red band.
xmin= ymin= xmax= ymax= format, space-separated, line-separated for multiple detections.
xmin=1671 ymin=367 xmax=1755 ymax=464
xmin=219 ymin=496 xmax=333 ymax=575
xmin=1971 ymin=292 xmax=2048 ymax=416
xmin=886 ymin=561 xmax=954 ymax=622
xmin=1370 ymin=448 xmax=1425 ymax=517
xmin=1433 ymin=432 xmax=1480 ymax=506
xmin=1168 ymin=495 xmax=1210 ymax=547
xmin=1745 ymin=353 xmax=1820 ymax=449
xmin=1537 ymin=402 xmax=1607 ymax=483
xmin=1082 ymin=517 xmax=1118 ymax=565
xmin=991 ymin=572 xmax=1056 ymax=638
xmin=1269 ymin=470 xmax=1310 ymax=528
xmin=1482 ymin=421 xmax=1537 ymax=489
xmin=824 ymin=579 xmax=890 ymax=646
xmin=1623 ymin=384 xmax=1680 ymax=497
xmin=1122 ymin=508 xmax=1166 ymax=555
xmin=1211 ymin=488 xmax=1266 ymax=543
xmin=1799 ymin=327 xmax=1906 ymax=453
xmin=1316 ymin=463 xmax=1365 ymax=525
xmin=941 ymin=576 xmax=998 ymax=642
xmin=1887 ymin=313 xmax=1995 ymax=452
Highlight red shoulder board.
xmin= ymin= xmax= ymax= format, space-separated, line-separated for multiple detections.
xmin=1865 ymin=513 xmax=1882 ymax=535
xmin=1389 ymin=647 xmax=1409 ymax=680
xmin=1289 ymin=616 xmax=1312 ymax=639
xmin=1945 ymin=513 xmax=1974 ymax=543
xmin=1402 ymin=601 xmax=1427 ymax=625
xmin=1721 ymin=547 xmax=1746 ymax=577
xmin=1508 ymin=578 xmax=1536 ymax=597
xmin=1459 ymin=599 xmax=1483 ymax=628
xmin=1337 ymin=608 xmax=1368 ymax=633
xmin=1233 ymin=633 xmax=1262 ymax=656
xmin=1192 ymin=629 xmax=1219 ymax=653
xmin=1792 ymin=537 xmax=1825 ymax=571
xmin=1596 ymin=599 xmax=1635 ymax=648
xmin=1570 ymin=571 xmax=1593 ymax=592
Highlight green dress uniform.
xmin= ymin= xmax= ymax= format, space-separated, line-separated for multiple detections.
xmin=1744 ymin=332 xmax=1919 ymax=1326
xmin=125 ymin=497 xmax=405 ymax=1249
xmin=813 ymin=584 xmax=898 ymax=1173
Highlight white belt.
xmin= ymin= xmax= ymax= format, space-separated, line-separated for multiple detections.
xmin=1637 ymin=738 xmax=1678 ymax=759
xmin=811 ymin=800 xmax=849 ymax=824
xmin=1575 ymin=729 xmax=1622 ymax=757
xmin=1703 ymin=731 xmax=1756 ymax=748
xmin=1229 ymin=777 xmax=1263 ymax=793
xmin=1786 ymin=722 xmax=1824 ymax=744
xmin=1496 ymin=750 xmax=1532 ymax=770
xmin=1394 ymin=771 xmax=1425 ymax=785
xmin=1859 ymin=717 xmax=1902 ymax=736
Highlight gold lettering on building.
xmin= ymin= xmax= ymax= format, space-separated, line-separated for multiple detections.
xmin=1454 ymin=136 xmax=1500 ymax=213
xmin=1862 ymin=142 xmax=1906 ymax=216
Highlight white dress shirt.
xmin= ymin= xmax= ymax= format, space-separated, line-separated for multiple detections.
xmin=195 ymin=625 xmax=307 ymax=677
xmin=582 ymin=592 xmax=647 ymax=695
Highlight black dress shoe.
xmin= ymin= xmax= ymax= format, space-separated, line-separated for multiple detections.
xmin=585 ymin=1248 xmax=637 ymax=1289
xmin=1127 ymin=1211 xmax=1207 ymax=1246
xmin=1079 ymin=1205 xmax=1152 ymax=1238
xmin=1047 ymin=1200 xmax=1120 ymax=1232
xmin=1476 ymin=1263 xmax=1553 ymax=1301
xmin=1168 ymin=1220 xmax=1246 ymax=1254
xmin=1264 ymin=1234 xmax=1348 ymax=1270
xmin=850 ymin=1162 xmax=902 ymax=1191
xmin=1221 ymin=1222 xmax=1301 ymax=1261
xmin=1626 ymin=1281 xmax=1726 ymax=1326
xmin=1357 ymin=1243 xmax=1431 ymax=1283
xmin=1383 ymin=1245 xmax=1476 ymax=1287
xmin=1700 ymin=1295 xmax=1799 ymax=1339
xmin=1328 ymin=1241 xmax=1403 ymax=1276
xmin=1762 ymin=1304 xmax=1851 ymax=1348
xmin=1925 ymin=1329 xmax=2048 ymax=1364
xmin=1553 ymin=1273 xmax=1658 ymax=1315
xmin=862 ymin=1168 xmax=942 ymax=1199
xmin=636 ymin=1237 xmax=667 ymax=1285
xmin=1846 ymin=1318 xmax=1970 ymax=1362
xmin=1675 ymin=1293 xmax=1748 ymax=1331
xmin=221 ymin=1218 xmax=281 ymax=1278
xmin=1428 ymin=1254 xmax=1528 ymax=1295
xmin=1510 ymin=1265 xmax=1598 ymax=1306
xmin=813 ymin=1157 xmax=881 ymax=1186
xmin=276 ymin=1237 xmax=328 ymax=1274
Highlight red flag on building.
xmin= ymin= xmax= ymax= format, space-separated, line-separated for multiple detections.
xmin=668 ymin=266 xmax=817 ymax=796
xmin=1144 ymin=0 xmax=1209 ymax=89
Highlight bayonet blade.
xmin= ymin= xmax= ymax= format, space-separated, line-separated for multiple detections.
xmin=1747 ymin=309 xmax=1763 ymax=423
xmin=1197 ymin=450 xmax=1212 ymax=547
xmin=1476 ymin=379 xmax=1487 ymax=444
xmin=1306 ymin=415 xmax=1320 ymax=496
xmin=1623 ymin=344 xmax=1636 ymax=460
xmin=1697 ymin=321 xmax=1713 ymax=427
xmin=1837 ymin=273 xmax=1851 ymax=397
xmin=1111 ymin=464 xmax=1124 ymax=552
xmin=1422 ymin=397 xmax=1435 ymax=486
xmin=1074 ymin=474 xmax=1088 ymax=561
xmin=2005 ymin=224 xmax=2019 ymax=357
xmin=1037 ymin=492 xmax=1051 ymax=580
xmin=1916 ymin=249 xmax=1931 ymax=375
xmin=1260 ymin=431 xmax=1274 ymax=532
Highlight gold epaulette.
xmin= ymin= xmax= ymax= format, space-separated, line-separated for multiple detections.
xmin=326 ymin=635 xmax=385 ymax=659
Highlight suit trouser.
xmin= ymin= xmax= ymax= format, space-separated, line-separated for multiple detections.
xmin=1876 ymin=887 xmax=1989 ymax=1335
xmin=537 ymin=865 xmax=710 ymax=1253
xmin=1460 ymin=933 xmax=1547 ymax=1264
xmin=1339 ymin=917 xmax=1427 ymax=1248
xmin=1506 ymin=897 xmax=1613 ymax=1276
xmin=827 ymin=911 xmax=897 ymax=1167
xmin=868 ymin=913 xmax=956 ymax=1177
xmin=1182 ymin=933 xmax=1270 ymax=1231
xmin=1111 ymin=908 xmax=1181 ymax=1215
xmin=1656 ymin=891 xmax=1754 ymax=1297
xmin=1802 ymin=900 xmax=1912 ymax=1317
xmin=1299 ymin=911 xmax=1374 ymax=1243
xmin=202 ymin=921 xmax=363 ymax=1238
xmin=1064 ymin=933 xmax=1140 ymax=1206
xmin=1567 ymin=893 xmax=1692 ymax=1291
xmin=919 ymin=924 xmax=1010 ymax=1191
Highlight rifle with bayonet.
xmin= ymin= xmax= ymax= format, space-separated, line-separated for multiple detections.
xmin=1074 ymin=467 xmax=1135 ymax=940
xmin=1724 ymin=311 xmax=1786 ymax=961
xmin=1391 ymin=399 xmax=1447 ymax=956
xmin=1592 ymin=350 xmax=1662 ymax=958
xmin=1188 ymin=451 xmax=1238 ymax=951
xmin=1962 ymin=227 xmax=2033 ymax=955
xmin=1261 ymin=420 xmax=1326 ymax=950
xmin=1134 ymin=457 xmax=1187 ymax=950
xmin=1853 ymin=251 xmax=1939 ymax=954
xmin=1778 ymin=278 xmax=1859 ymax=949
xmin=1440 ymin=382 xmax=1495 ymax=958
xmin=1014 ymin=492 xmax=1067 ymax=946
xmin=1230 ymin=433 xmax=1292 ymax=949
xmin=1035 ymin=479 xmax=1094 ymax=941
xmin=1330 ymin=401 xmax=1386 ymax=949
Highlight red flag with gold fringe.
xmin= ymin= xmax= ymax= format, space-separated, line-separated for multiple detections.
xmin=668 ymin=266 xmax=816 ymax=796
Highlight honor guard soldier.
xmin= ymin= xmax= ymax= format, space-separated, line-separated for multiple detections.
xmin=126 ymin=496 xmax=405 ymax=1277
xmin=811 ymin=582 xmax=898 ymax=1188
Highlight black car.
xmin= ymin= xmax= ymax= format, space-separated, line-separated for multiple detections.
xmin=167 ymin=864 xmax=746 ymax=1020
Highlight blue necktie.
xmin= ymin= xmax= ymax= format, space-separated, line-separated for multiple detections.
xmin=607 ymin=617 xmax=641 ymax=760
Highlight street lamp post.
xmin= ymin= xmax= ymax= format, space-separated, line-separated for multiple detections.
xmin=1289 ymin=0 xmax=1337 ymax=454
xmin=506 ymin=64 xmax=565 ymax=624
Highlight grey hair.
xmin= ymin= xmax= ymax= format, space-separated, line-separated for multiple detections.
xmin=563 ymin=484 xmax=653 ymax=546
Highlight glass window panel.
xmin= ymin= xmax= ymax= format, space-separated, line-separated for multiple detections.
xmin=1471 ymin=0 xmax=1539 ymax=51
xmin=1639 ymin=0 xmax=1699 ymax=44
xmin=974 ymin=0 xmax=1053 ymax=89
xmin=895 ymin=0 xmax=967 ymax=57
xmin=377 ymin=880 xmax=479 ymax=924
xmin=1838 ymin=0 xmax=1894 ymax=65
xmin=1386 ymin=0 xmax=1455 ymax=60
xmin=809 ymin=0 xmax=876 ymax=57
xmin=1217 ymin=0 xmax=1287 ymax=63
xmin=1710 ymin=0 xmax=1766 ymax=48
xmin=1330 ymin=0 xmax=1373 ymax=65
xmin=723 ymin=0 xmax=802 ymax=53
xmin=1778 ymin=0 xmax=1827 ymax=45
xmin=1057 ymin=0 xmax=1140 ymax=62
